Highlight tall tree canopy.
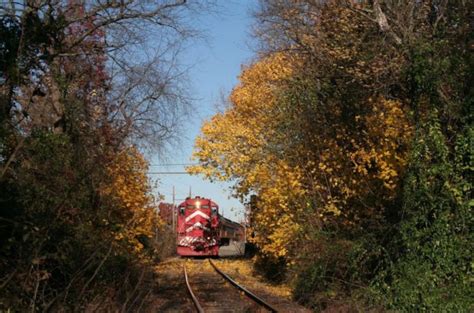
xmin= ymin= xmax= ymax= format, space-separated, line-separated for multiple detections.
xmin=191 ymin=1 xmax=473 ymax=310
xmin=0 ymin=1 xmax=207 ymax=310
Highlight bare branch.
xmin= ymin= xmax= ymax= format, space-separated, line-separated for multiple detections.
xmin=373 ymin=0 xmax=402 ymax=45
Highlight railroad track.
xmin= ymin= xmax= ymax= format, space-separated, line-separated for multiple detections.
xmin=183 ymin=259 xmax=278 ymax=313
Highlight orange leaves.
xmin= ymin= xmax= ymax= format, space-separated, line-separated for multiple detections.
xmin=190 ymin=53 xmax=304 ymax=258
xmin=247 ymin=160 xmax=306 ymax=257
xmin=350 ymin=97 xmax=413 ymax=194
xmin=100 ymin=147 xmax=160 ymax=257
xmin=189 ymin=52 xmax=299 ymax=184
xmin=103 ymin=147 xmax=151 ymax=210
xmin=191 ymin=9 xmax=414 ymax=260
xmin=305 ymin=96 xmax=413 ymax=228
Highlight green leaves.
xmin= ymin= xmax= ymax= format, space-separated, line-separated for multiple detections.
xmin=375 ymin=111 xmax=473 ymax=311
xmin=192 ymin=1 xmax=473 ymax=311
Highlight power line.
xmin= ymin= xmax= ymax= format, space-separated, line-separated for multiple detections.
xmin=148 ymin=172 xmax=190 ymax=174
xmin=149 ymin=163 xmax=197 ymax=167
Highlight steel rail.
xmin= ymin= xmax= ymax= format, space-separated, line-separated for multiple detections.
xmin=183 ymin=265 xmax=205 ymax=313
xmin=209 ymin=259 xmax=279 ymax=313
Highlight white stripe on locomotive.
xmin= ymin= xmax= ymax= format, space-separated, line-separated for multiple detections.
xmin=185 ymin=221 xmax=210 ymax=233
xmin=185 ymin=210 xmax=210 ymax=222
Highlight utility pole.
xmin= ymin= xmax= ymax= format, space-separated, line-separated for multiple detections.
xmin=188 ymin=186 xmax=192 ymax=198
xmin=172 ymin=186 xmax=176 ymax=233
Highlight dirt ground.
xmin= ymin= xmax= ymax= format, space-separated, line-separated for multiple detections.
xmin=151 ymin=257 xmax=311 ymax=313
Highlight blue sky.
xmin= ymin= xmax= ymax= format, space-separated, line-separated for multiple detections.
xmin=150 ymin=1 xmax=256 ymax=222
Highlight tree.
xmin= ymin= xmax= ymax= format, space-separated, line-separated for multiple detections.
xmin=192 ymin=0 xmax=472 ymax=310
xmin=0 ymin=0 xmax=202 ymax=153
xmin=0 ymin=0 xmax=207 ymax=310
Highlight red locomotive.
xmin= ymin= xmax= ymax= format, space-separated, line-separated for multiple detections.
xmin=176 ymin=196 xmax=220 ymax=256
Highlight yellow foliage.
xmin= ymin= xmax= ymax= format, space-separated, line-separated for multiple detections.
xmin=350 ymin=97 xmax=413 ymax=194
xmin=190 ymin=53 xmax=305 ymax=258
xmin=190 ymin=11 xmax=413 ymax=259
xmin=100 ymin=147 xmax=161 ymax=258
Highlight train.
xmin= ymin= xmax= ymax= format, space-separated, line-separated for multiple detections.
xmin=176 ymin=196 xmax=244 ymax=257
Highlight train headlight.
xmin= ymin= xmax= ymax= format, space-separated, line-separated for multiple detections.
xmin=196 ymin=201 xmax=201 ymax=208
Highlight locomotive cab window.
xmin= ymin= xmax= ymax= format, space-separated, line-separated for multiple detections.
xmin=211 ymin=206 xmax=217 ymax=215
xmin=186 ymin=205 xmax=195 ymax=209
xmin=179 ymin=206 xmax=185 ymax=215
